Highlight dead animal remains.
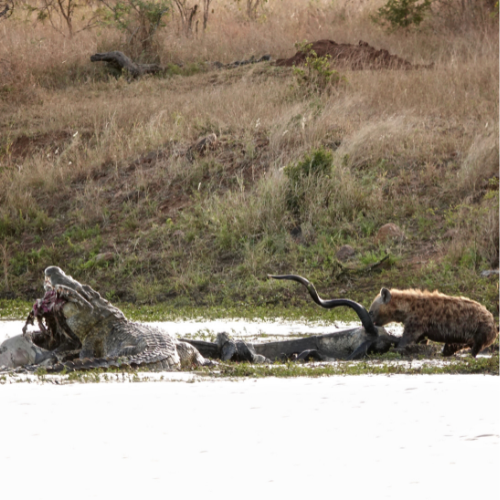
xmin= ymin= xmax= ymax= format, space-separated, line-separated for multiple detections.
xmin=261 ymin=274 xmax=398 ymax=360
xmin=177 ymin=275 xmax=405 ymax=363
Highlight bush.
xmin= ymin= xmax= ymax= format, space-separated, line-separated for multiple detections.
xmin=284 ymin=148 xmax=333 ymax=219
xmin=371 ymin=0 xmax=432 ymax=31
xmin=293 ymin=42 xmax=343 ymax=94
xmin=99 ymin=0 xmax=171 ymax=58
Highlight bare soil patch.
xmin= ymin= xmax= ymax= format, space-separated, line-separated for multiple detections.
xmin=80 ymin=131 xmax=271 ymax=222
xmin=276 ymin=40 xmax=431 ymax=70
xmin=8 ymin=131 xmax=72 ymax=159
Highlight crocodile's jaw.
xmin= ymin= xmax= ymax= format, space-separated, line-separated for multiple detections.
xmin=61 ymin=302 xmax=91 ymax=341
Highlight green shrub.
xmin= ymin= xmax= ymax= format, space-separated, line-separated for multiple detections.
xmin=99 ymin=0 xmax=171 ymax=58
xmin=284 ymin=147 xmax=333 ymax=184
xmin=284 ymin=147 xmax=333 ymax=219
xmin=293 ymin=42 xmax=343 ymax=94
xmin=445 ymin=191 xmax=499 ymax=269
xmin=371 ymin=0 xmax=432 ymax=31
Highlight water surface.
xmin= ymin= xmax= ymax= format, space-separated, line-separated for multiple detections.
xmin=0 ymin=318 xmax=404 ymax=344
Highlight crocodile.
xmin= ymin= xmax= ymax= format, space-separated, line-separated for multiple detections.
xmin=16 ymin=266 xmax=211 ymax=372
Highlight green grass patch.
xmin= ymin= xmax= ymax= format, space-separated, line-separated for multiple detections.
xmin=0 ymin=297 xmax=361 ymax=322
xmin=0 ymin=299 xmax=32 ymax=319
xmin=199 ymin=355 xmax=499 ymax=378
xmin=1 ymin=355 xmax=496 ymax=385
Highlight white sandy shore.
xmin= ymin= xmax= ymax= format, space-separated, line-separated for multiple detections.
xmin=1 ymin=375 xmax=498 ymax=499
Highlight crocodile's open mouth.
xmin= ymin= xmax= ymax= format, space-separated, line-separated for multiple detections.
xmin=33 ymin=289 xmax=67 ymax=316
xmin=23 ymin=290 xmax=80 ymax=351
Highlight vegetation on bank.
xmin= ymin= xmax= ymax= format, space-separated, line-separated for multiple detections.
xmin=202 ymin=355 xmax=500 ymax=378
xmin=0 ymin=296 xmax=365 ymax=322
xmin=0 ymin=354 xmax=497 ymax=385
xmin=0 ymin=0 xmax=498 ymax=316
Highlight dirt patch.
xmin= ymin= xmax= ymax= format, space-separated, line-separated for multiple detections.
xmin=276 ymin=40 xmax=431 ymax=70
xmin=7 ymin=131 xmax=72 ymax=159
xmin=83 ymin=131 xmax=272 ymax=222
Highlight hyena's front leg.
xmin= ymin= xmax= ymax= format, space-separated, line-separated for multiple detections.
xmin=442 ymin=343 xmax=468 ymax=356
xmin=396 ymin=322 xmax=423 ymax=350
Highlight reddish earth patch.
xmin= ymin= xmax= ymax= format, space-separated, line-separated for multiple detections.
xmin=8 ymin=131 xmax=72 ymax=159
xmin=4 ymin=130 xmax=93 ymax=161
xmin=276 ymin=40 xmax=431 ymax=70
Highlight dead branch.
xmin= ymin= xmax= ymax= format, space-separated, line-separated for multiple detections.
xmin=90 ymin=51 xmax=163 ymax=79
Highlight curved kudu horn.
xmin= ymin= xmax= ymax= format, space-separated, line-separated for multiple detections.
xmin=268 ymin=274 xmax=378 ymax=336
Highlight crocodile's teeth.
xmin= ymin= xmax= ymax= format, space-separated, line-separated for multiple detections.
xmin=44 ymin=276 xmax=53 ymax=290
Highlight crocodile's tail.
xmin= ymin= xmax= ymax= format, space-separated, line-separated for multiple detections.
xmin=40 ymin=351 xmax=179 ymax=373
xmin=39 ymin=357 xmax=124 ymax=373
xmin=268 ymin=274 xmax=378 ymax=336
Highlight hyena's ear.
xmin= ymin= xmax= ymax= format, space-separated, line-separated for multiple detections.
xmin=380 ymin=288 xmax=392 ymax=304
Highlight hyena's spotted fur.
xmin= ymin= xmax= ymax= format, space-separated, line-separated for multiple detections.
xmin=369 ymin=288 xmax=498 ymax=357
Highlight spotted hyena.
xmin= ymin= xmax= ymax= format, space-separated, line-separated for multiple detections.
xmin=368 ymin=288 xmax=498 ymax=357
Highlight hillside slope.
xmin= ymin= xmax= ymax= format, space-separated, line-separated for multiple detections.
xmin=0 ymin=13 xmax=498 ymax=312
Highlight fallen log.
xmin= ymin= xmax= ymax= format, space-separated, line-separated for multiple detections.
xmin=90 ymin=51 xmax=163 ymax=79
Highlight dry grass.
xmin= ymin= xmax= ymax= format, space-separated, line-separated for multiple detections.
xmin=0 ymin=0 xmax=498 ymax=307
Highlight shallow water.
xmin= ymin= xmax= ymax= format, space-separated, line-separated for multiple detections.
xmin=0 ymin=318 xmax=404 ymax=344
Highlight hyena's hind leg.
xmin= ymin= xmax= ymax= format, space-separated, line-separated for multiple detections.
xmin=470 ymin=322 xmax=499 ymax=357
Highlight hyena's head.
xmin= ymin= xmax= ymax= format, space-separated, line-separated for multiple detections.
xmin=369 ymin=288 xmax=393 ymax=326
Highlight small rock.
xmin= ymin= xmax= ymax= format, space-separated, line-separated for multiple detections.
xmin=480 ymin=270 xmax=499 ymax=278
xmin=336 ymin=245 xmax=356 ymax=262
xmin=95 ymin=252 xmax=115 ymax=263
xmin=375 ymin=223 xmax=404 ymax=243
xmin=443 ymin=229 xmax=459 ymax=239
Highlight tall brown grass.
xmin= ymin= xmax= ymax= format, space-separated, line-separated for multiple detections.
xmin=0 ymin=0 xmax=498 ymax=301
xmin=1 ymin=0 xmax=497 ymax=91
